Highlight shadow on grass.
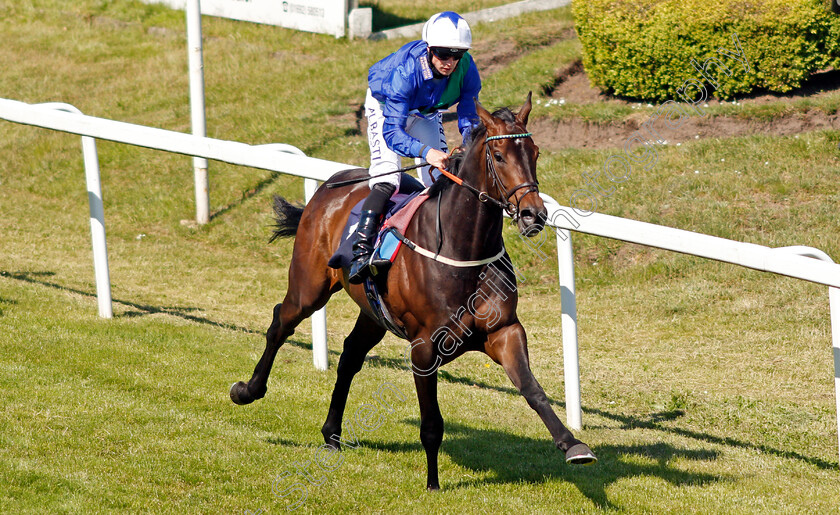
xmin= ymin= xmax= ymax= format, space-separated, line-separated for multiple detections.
xmin=359 ymin=420 xmax=723 ymax=510
xmin=210 ymin=170 xmax=282 ymax=222
xmin=0 ymin=269 xmax=319 ymax=351
xmin=6 ymin=270 xmax=833 ymax=472
xmin=0 ymin=295 xmax=18 ymax=317
xmin=263 ymin=421 xmax=723 ymax=510
xmin=265 ymin=423 xmax=722 ymax=510
xmin=450 ymin=370 xmax=839 ymax=471
xmin=361 ymin=357 xmax=837 ymax=471
xmin=359 ymin=3 xmax=423 ymax=32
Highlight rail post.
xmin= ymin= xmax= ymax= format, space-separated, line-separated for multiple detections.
xmin=186 ymin=0 xmax=210 ymax=224
xmin=556 ymin=228 xmax=581 ymax=431
xmin=775 ymin=246 xmax=840 ymax=467
xmin=37 ymin=103 xmax=113 ymax=319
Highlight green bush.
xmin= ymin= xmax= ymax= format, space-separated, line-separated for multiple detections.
xmin=573 ymin=0 xmax=840 ymax=101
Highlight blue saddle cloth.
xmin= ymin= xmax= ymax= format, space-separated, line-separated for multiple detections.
xmin=327 ymin=173 xmax=425 ymax=270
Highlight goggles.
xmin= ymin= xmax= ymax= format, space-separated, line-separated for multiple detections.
xmin=430 ymin=47 xmax=467 ymax=61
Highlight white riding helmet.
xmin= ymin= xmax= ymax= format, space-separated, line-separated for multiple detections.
xmin=422 ymin=11 xmax=472 ymax=50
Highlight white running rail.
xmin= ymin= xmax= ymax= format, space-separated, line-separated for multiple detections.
xmin=0 ymin=97 xmax=348 ymax=370
xmin=539 ymin=195 xmax=840 ymax=468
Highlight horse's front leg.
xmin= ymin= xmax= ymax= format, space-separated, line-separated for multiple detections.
xmin=413 ymin=370 xmax=443 ymax=490
xmin=486 ymin=323 xmax=597 ymax=464
xmin=321 ymin=313 xmax=386 ymax=448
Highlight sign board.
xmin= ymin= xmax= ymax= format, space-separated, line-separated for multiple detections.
xmin=143 ymin=0 xmax=349 ymax=37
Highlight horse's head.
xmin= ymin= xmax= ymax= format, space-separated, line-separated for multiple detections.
xmin=475 ymin=92 xmax=546 ymax=237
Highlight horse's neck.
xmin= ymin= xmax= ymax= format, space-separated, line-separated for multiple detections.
xmin=433 ymin=155 xmax=504 ymax=261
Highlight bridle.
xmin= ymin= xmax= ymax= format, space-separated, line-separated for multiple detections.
xmin=437 ymin=131 xmax=540 ymax=221
xmin=484 ymin=132 xmax=540 ymax=219
xmin=414 ymin=127 xmax=541 ymax=265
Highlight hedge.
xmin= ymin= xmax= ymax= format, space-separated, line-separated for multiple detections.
xmin=573 ymin=0 xmax=840 ymax=101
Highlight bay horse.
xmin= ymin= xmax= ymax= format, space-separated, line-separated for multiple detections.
xmin=230 ymin=93 xmax=596 ymax=490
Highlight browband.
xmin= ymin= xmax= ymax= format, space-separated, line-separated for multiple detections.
xmin=485 ymin=132 xmax=532 ymax=142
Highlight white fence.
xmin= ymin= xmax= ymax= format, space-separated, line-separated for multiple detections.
xmin=0 ymin=97 xmax=341 ymax=369
xmin=540 ymin=198 xmax=840 ymax=466
xmin=1 ymin=96 xmax=838 ymax=467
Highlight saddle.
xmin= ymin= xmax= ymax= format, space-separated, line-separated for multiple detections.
xmin=327 ymin=174 xmax=429 ymax=271
xmin=327 ymin=173 xmax=431 ymax=338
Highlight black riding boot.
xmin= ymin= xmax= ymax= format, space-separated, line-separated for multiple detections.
xmin=348 ymin=209 xmax=380 ymax=284
xmin=348 ymin=183 xmax=395 ymax=284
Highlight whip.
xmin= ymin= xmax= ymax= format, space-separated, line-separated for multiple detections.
xmin=326 ymin=161 xmax=431 ymax=188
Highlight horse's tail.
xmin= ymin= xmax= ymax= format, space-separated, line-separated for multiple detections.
xmin=269 ymin=195 xmax=304 ymax=243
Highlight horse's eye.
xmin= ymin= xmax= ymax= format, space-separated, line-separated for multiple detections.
xmin=494 ymin=152 xmax=504 ymax=163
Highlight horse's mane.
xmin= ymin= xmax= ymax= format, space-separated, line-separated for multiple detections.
xmin=426 ymin=107 xmax=518 ymax=198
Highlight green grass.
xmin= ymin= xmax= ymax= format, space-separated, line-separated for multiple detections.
xmin=2 ymin=1 xmax=840 ymax=513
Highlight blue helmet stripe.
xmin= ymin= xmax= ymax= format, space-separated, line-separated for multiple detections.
xmin=438 ymin=11 xmax=462 ymax=28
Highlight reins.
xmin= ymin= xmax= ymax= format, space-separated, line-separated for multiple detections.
xmin=397 ymin=129 xmax=538 ymax=268
xmin=327 ymin=132 xmax=539 ymax=219
xmin=436 ymin=131 xmax=537 ymax=220
xmin=325 ymin=127 xmax=541 ymax=268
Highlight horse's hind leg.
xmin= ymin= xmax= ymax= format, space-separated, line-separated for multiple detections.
xmin=321 ymin=312 xmax=386 ymax=448
xmin=486 ymin=323 xmax=597 ymax=464
xmin=230 ymin=268 xmax=335 ymax=405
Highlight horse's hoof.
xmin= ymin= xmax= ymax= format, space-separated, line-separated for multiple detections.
xmin=230 ymin=381 xmax=254 ymax=405
xmin=565 ymin=443 xmax=597 ymax=465
xmin=321 ymin=430 xmax=341 ymax=451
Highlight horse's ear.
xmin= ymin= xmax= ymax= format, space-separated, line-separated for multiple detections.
xmin=474 ymin=97 xmax=495 ymax=128
xmin=516 ymin=91 xmax=532 ymax=127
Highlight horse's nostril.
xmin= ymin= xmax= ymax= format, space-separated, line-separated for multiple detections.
xmin=519 ymin=209 xmax=544 ymax=237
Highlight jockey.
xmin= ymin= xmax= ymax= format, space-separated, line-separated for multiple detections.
xmin=348 ymin=11 xmax=482 ymax=284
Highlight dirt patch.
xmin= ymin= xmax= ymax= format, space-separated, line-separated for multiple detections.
xmin=440 ymin=103 xmax=840 ymax=152
xmin=329 ymin=102 xmax=365 ymax=137
xmin=472 ymin=38 xmax=520 ymax=78
xmin=527 ymin=61 xmax=840 ymax=149
xmin=471 ymin=28 xmax=577 ymax=78
xmin=495 ymin=62 xmax=840 ymax=150
xmin=548 ymin=60 xmax=840 ymax=107
xmin=529 ymin=110 xmax=840 ymax=151
xmin=542 ymin=59 xmax=605 ymax=102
